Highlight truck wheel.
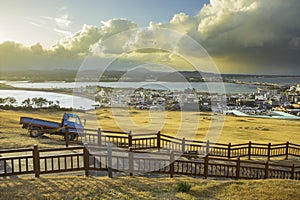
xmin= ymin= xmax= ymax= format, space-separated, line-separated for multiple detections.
xmin=64 ymin=134 xmax=75 ymax=141
xmin=71 ymin=133 xmax=78 ymax=141
xmin=29 ymin=128 xmax=42 ymax=137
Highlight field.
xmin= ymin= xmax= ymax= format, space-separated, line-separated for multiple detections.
xmin=0 ymin=108 xmax=299 ymax=149
xmin=0 ymin=176 xmax=299 ymax=200
xmin=1 ymin=108 xmax=300 ymax=199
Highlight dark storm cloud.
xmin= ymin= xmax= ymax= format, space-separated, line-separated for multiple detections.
xmin=1 ymin=0 xmax=300 ymax=74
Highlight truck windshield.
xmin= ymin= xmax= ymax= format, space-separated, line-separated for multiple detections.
xmin=68 ymin=116 xmax=82 ymax=125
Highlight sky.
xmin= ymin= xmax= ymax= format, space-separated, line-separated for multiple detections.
xmin=0 ymin=0 xmax=300 ymax=75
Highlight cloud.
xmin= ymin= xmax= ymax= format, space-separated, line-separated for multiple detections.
xmin=97 ymin=19 xmax=138 ymax=54
xmin=0 ymin=41 xmax=83 ymax=70
xmin=197 ymin=0 xmax=300 ymax=74
xmin=36 ymin=14 xmax=72 ymax=37
xmin=149 ymin=0 xmax=300 ymax=52
xmin=41 ymin=14 xmax=71 ymax=29
xmin=0 ymin=19 xmax=139 ymax=70
xmin=149 ymin=0 xmax=300 ymax=74
xmin=52 ymin=24 xmax=100 ymax=56
xmin=50 ymin=19 xmax=138 ymax=57
xmin=55 ymin=14 xmax=71 ymax=29
xmin=29 ymin=21 xmax=51 ymax=30
xmin=197 ymin=0 xmax=300 ymax=49
xmin=100 ymin=19 xmax=138 ymax=39
xmin=1 ymin=0 xmax=300 ymax=74
xmin=53 ymin=28 xmax=72 ymax=36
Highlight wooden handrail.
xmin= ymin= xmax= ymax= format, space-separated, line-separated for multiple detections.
xmin=0 ymin=148 xmax=33 ymax=154
xmin=0 ymin=144 xmax=300 ymax=180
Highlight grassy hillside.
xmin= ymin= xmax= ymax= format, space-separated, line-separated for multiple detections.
xmin=91 ymin=108 xmax=300 ymax=144
xmin=0 ymin=109 xmax=68 ymax=148
xmin=0 ymin=108 xmax=300 ymax=149
xmin=0 ymin=177 xmax=299 ymax=200
xmin=0 ymin=109 xmax=300 ymax=199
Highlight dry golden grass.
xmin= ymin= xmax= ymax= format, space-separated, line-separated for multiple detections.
xmin=0 ymin=109 xmax=300 ymax=199
xmin=91 ymin=108 xmax=300 ymax=144
xmin=0 ymin=176 xmax=299 ymax=200
xmin=0 ymin=109 xmax=68 ymax=148
xmin=0 ymin=108 xmax=300 ymax=149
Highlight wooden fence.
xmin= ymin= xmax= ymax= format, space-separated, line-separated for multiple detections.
xmin=66 ymin=128 xmax=300 ymax=160
xmin=1 ymin=127 xmax=299 ymax=180
xmin=0 ymin=144 xmax=300 ymax=180
xmin=0 ymin=145 xmax=85 ymax=178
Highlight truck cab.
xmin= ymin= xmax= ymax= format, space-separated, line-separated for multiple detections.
xmin=61 ymin=113 xmax=85 ymax=135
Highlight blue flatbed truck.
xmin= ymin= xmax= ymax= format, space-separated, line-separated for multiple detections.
xmin=20 ymin=113 xmax=85 ymax=139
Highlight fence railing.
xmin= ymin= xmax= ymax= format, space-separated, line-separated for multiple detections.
xmin=66 ymin=128 xmax=300 ymax=160
xmin=1 ymin=144 xmax=299 ymax=180
xmin=0 ymin=145 xmax=85 ymax=178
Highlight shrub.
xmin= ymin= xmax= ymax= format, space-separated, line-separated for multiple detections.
xmin=175 ymin=182 xmax=192 ymax=193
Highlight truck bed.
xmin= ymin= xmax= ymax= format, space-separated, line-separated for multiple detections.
xmin=20 ymin=117 xmax=61 ymax=129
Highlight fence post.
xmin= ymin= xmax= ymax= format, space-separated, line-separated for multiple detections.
xmin=129 ymin=147 xmax=133 ymax=176
xmin=33 ymin=144 xmax=40 ymax=178
xmin=291 ymin=164 xmax=295 ymax=179
xmin=204 ymin=155 xmax=209 ymax=179
xmin=206 ymin=140 xmax=210 ymax=156
xmin=182 ymin=137 xmax=186 ymax=153
xmin=97 ymin=128 xmax=102 ymax=146
xmin=264 ymin=161 xmax=269 ymax=179
xmin=157 ymin=131 xmax=161 ymax=151
xmin=248 ymin=141 xmax=251 ymax=160
xmin=228 ymin=143 xmax=231 ymax=159
xmin=128 ymin=131 xmax=132 ymax=148
xmin=107 ymin=142 xmax=113 ymax=178
xmin=267 ymin=143 xmax=271 ymax=161
xmin=170 ymin=151 xmax=174 ymax=178
xmin=65 ymin=125 xmax=69 ymax=147
xmin=286 ymin=141 xmax=289 ymax=160
xmin=236 ymin=157 xmax=240 ymax=180
xmin=83 ymin=145 xmax=90 ymax=177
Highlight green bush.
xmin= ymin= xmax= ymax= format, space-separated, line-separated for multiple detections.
xmin=175 ymin=182 xmax=192 ymax=193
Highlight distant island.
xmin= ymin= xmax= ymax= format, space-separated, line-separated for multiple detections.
xmin=1 ymin=69 xmax=299 ymax=85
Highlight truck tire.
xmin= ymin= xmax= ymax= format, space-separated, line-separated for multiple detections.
xmin=64 ymin=133 xmax=77 ymax=141
xmin=29 ymin=128 xmax=42 ymax=137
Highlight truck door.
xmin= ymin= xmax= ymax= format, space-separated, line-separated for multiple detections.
xmin=63 ymin=114 xmax=83 ymax=132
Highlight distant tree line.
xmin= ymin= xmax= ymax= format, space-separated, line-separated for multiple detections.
xmin=21 ymin=97 xmax=60 ymax=109
xmin=0 ymin=97 xmax=17 ymax=106
xmin=0 ymin=97 xmax=62 ymax=110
